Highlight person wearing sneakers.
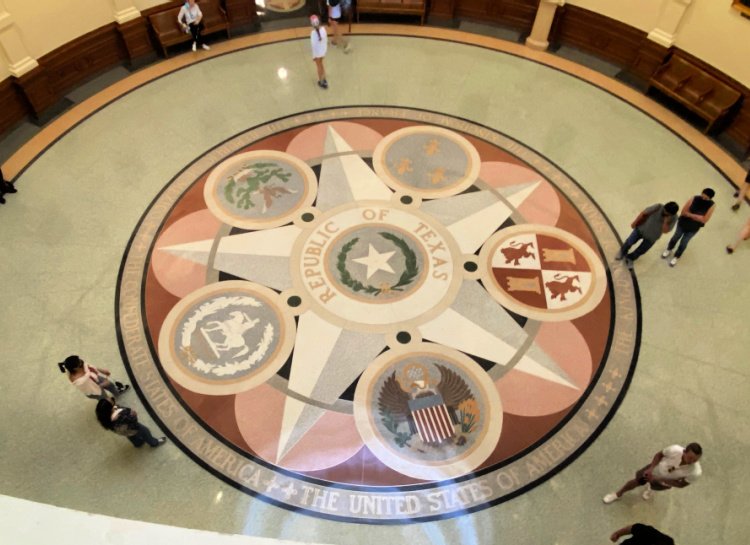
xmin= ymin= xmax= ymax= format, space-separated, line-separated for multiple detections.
xmin=327 ymin=0 xmax=352 ymax=53
xmin=310 ymin=15 xmax=329 ymax=89
xmin=603 ymin=443 xmax=702 ymax=505
xmin=95 ymin=398 xmax=167 ymax=448
xmin=59 ymin=355 xmax=130 ymax=401
xmin=731 ymin=169 xmax=749 ymax=212
xmin=616 ymin=201 xmax=679 ymax=269
xmin=178 ymin=0 xmax=210 ymax=52
xmin=662 ymin=188 xmax=715 ymax=267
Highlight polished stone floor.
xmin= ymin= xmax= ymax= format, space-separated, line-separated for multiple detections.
xmin=0 ymin=26 xmax=748 ymax=545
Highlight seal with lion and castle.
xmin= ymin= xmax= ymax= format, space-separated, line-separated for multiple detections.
xmin=117 ymin=107 xmax=639 ymax=523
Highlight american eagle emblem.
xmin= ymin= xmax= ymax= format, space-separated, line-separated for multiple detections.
xmin=377 ymin=363 xmax=478 ymax=449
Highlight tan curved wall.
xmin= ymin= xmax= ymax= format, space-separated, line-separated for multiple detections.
xmin=567 ymin=0 xmax=664 ymax=32
xmin=1 ymin=1 xmax=750 ymax=87
xmin=569 ymin=0 xmax=750 ymax=87
xmin=0 ymin=0 xmax=167 ymax=82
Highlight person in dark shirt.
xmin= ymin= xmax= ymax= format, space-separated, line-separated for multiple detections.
xmin=610 ymin=523 xmax=674 ymax=545
xmin=0 ymin=167 xmax=17 ymax=205
xmin=662 ymin=188 xmax=715 ymax=267
xmin=616 ymin=201 xmax=679 ymax=269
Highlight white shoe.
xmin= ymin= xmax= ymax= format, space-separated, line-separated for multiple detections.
xmin=602 ymin=492 xmax=620 ymax=504
xmin=344 ymin=43 xmax=352 ymax=54
xmin=192 ymin=42 xmax=197 ymax=52
xmin=661 ymin=249 xmax=671 ymax=258
xmin=642 ymin=484 xmax=653 ymax=500
xmin=202 ymin=44 xmax=210 ymax=51
xmin=669 ymin=257 xmax=678 ymax=267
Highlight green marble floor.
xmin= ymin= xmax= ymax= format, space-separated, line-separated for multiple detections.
xmin=0 ymin=34 xmax=747 ymax=544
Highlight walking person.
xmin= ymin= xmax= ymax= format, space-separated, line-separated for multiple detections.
xmin=59 ymin=355 xmax=129 ymax=400
xmin=616 ymin=201 xmax=679 ymax=269
xmin=662 ymin=188 xmax=715 ymax=267
xmin=610 ymin=524 xmax=674 ymax=545
xmin=726 ymin=216 xmax=750 ymax=254
xmin=731 ymin=168 xmax=749 ymax=211
xmin=327 ymin=0 xmax=351 ymax=53
xmin=95 ymin=398 xmax=166 ymax=448
xmin=0 ymin=167 xmax=17 ymax=205
xmin=310 ymin=15 xmax=328 ymax=89
xmin=603 ymin=442 xmax=702 ymax=504
xmin=178 ymin=0 xmax=210 ymax=52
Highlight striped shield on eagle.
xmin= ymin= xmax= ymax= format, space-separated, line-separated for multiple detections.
xmin=378 ymin=364 xmax=475 ymax=446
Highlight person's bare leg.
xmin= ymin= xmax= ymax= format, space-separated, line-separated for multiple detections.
xmin=614 ymin=478 xmax=641 ymax=498
xmin=732 ymin=181 xmax=749 ymax=210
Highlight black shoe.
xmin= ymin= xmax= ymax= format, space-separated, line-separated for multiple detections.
xmin=727 ymin=246 xmax=734 ymax=254
xmin=3 ymin=183 xmax=16 ymax=194
xmin=732 ymin=203 xmax=740 ymax=211
xmin=0 ymin=195 xmax=5 ymax=204
xmin=152 ymin=437 xmax=167 ymax=448
xmin=117 ymin=384 xmax=130 ymax=394
xmin=318 ymin=79 xmax=328 ymax=89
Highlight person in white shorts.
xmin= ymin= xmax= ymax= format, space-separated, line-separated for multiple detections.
xmin=310 ymin=15 xmax=328 ymax=89
xmin=327 ymin=0 xmax=351 ymax=53
xmin=603 ymin=443 xmax=702 ymax=504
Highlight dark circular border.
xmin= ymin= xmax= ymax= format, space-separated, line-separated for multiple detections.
xmin=116 ymin=106 xmax=642 ymax=524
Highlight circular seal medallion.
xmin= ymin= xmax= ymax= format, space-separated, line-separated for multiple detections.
xmin=291 ymin=201 xmax=462 ymax=331
xmin=373 ymin=126 xmax=481 ymax=198
xmin=157 ymin=281 xmax=295 ymax=395
xmin=354 ymin=343 xmax=502 ymax=480
xmin=479 ymin=225 xmax=607 ymax=321
xmin=117 ymin=107 xmax=640 ymax=524
xmin=204 ymin=150 xmax=317 ymax=230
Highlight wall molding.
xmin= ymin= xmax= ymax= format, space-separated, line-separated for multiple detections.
xmin=1 ymin=2 xmax=748 ymax=155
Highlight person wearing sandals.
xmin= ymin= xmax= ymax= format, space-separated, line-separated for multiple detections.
xmin=726 ymin=216 xmax=750 ymax=254
xmin=95 ymin=398 xmax=166 ymax=448
xmin=178 ymin=0 xmax=210 ymax=52
xmin=731 ymin=168 xmax=749 ymax=212
xmin=59 ymin=354 xmax=129 ymax=400
xmin=310 ymin=15 xmax=328 ymax=89
xmin=327 ymin=0 xmax=351 ymax=53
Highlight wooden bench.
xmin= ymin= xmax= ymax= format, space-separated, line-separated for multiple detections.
xmin=148 ymin=0 xmax=230 ymax=58
xmin=648 ymin=53 xmax=742 ymax=134
xmin=356 ymin=0 xmax=427 ymax=25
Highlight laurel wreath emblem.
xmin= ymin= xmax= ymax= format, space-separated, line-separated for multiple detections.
xmin=336 ymin=232 xmax=419 ymax=296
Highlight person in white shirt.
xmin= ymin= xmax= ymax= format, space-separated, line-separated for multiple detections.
xmin=178 ymin=0 xmax=210 ymax=52
xmin=603 ymin=443 xmax=703 ymax=503
xmin=310 ymin=15 xmax=328 ymax=89
xmin=327 ymin=0 xmax=351 ymax=53
xmin=59 ymin=354 xmax=130 ymax=400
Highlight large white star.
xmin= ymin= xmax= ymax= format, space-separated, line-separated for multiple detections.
xmin=352 ymin=244 xmax=396 ymax=280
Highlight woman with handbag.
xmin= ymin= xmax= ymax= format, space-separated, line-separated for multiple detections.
xmin=59 ymin=354 xmax=129 ymax=400
xmin=95 ymin=398 xmax=166 ymax=448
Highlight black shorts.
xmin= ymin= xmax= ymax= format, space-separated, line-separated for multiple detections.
xmin=634 ymin=465 xmax=670 ymax=490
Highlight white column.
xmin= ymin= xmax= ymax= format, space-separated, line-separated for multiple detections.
xmin=648 ymin=0 xmax=692 ymax=48
xmin=0 ymin=0 xmax=38 ymax=77
xmin=112 ymin=0 xmax=141 ymax=24
xmin=525 ymin=0 xmax=565 ymax=52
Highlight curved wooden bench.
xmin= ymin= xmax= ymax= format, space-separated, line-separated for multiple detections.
xmin=648 ymin=53 xmax=742 ymax=134
xmin=356 ymin=0 xmax=426 ymax=25
xmin=149 ymin=0 xmax=230 ymax=58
